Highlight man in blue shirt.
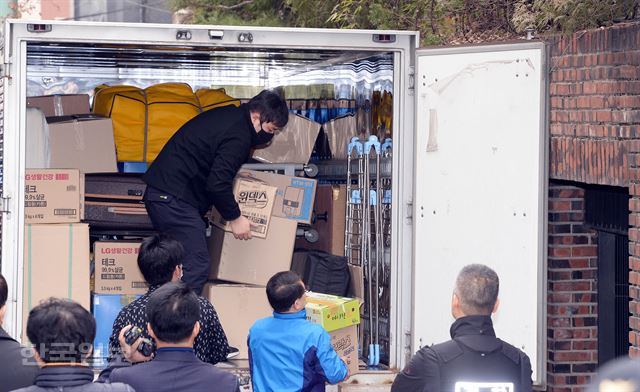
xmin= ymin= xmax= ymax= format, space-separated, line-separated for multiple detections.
xmin=248 ymin=271 xmax=348 ymax=392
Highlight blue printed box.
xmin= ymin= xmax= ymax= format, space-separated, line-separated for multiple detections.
xmin=92 ymin=293 xmax=141 ymax=365
xmin=237 ymin=170 xmax=317 ymax=224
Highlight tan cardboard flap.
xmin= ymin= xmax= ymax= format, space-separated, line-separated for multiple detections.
xmin=252 ymin=113 xmax=321 ymax=165
xmin=204 ymin=283 xmax=272 ymax=359
xmin=26 ymin=94 xmax=90 ymax=117
xmin=323 ymin=114 xmax=358 ymax=159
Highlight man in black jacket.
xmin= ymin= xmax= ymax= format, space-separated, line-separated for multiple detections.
xmin=12 ymin=298 xmax=133 ymax=392
xmin=142 ymin=90 xmax=288 ymax=295
xmin=0 ymin=273 xmax=38 ymax=392
xmin=391 ymin=264 xmax=533 ymax=392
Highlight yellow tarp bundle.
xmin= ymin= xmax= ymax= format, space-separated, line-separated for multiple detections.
xmin=93 ymin=83 xmax=239 ymax=162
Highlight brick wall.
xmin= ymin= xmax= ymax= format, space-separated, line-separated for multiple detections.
xmin=547 ymin=183 xmax=598 ymax=391
xmin=548 ymin=21 xmax=640 ymax=391
xmin=548 ymin=23 xmax=639 ymax=187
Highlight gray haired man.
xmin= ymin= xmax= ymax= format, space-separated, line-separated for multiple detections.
xmin=391 ymin=264 xmax=533 ymax=392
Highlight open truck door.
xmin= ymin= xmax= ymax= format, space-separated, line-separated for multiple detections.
xmin=413 ymin=42 xmax=548 ymax=387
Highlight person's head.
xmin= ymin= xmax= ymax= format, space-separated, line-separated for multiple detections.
xmin=266 ymin=271 xmax=306 ymax=313
xmin=137 ymin=234 xmax=184 ymax=286
xmin=452 ymin=264 xmax=500 ymax=319
xmin=0 ymin=273 xmax=7 ymax=322
xmin=586 ymin=357 xmax=640 ymax=392
xmin=26 ymin=298 xmax=95 ymax=364
xmin=247 ymin=90 xmax=289 ymax=135
xmin=146 ymin=282 xmax=200 ymax=346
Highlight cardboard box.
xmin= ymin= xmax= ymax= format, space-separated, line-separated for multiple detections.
xmin=330 ymin=325 xmax=359 ymax=375
xmin=305 ymin=292 xmax=360 ymax=332
xmin=209 ymin=178 xmax=277 ymax=239
xmin=204 ymin=283 xmax=272 ymax=359
xmin=47 ymin=116 xmax=118 ymax=173
xmin=208 ymin=216 xmax=297 ymax=285
xmin=93 ymin=241 xmax=148 ymax=295
xmin=92 ymin=293 xmax=141 ymax=364
xmin=26 ymin=94 xmax=90 ymax=117
xmin=251 ymin=113 xmax=321 ymax=165
xmin=23 ymin=223 xmax=90 ymax=341
xmin=295 ymin=184 xmax=346 ymax=255
xmin=25 ymin=169 xmax=84 ymax=224
xmin=237 ymin=169 xmax=317 ymax=224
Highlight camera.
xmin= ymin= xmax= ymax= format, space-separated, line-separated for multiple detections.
xmin=123 ymin=326 xmax=156 ymax=357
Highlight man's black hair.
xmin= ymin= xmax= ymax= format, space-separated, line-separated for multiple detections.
xmin=137 ymin=234 xmax=183 ymax=286
xmin=266 ymin=271 xmax=305 ymax=313
xmin=0 ymin=273 xmax=7 ymax=308
xmin=26 ymin=298 xmax=96 ymax=363
xmin=247 ymin=90 xmax=289 ymax=128
xmin=146 ymin=282 xmax=200 ymax=343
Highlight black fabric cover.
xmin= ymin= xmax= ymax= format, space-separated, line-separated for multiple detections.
xmin=291 ymin=249 xmax=350 ymax=296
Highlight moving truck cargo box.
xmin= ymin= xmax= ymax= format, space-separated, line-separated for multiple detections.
xmin=209 ymin=178 xmax=277 ymax=239
xmin=208 ymin=216 xmax=297 ymax=285
xmin=25 ymin=169 xmax=84 ymax=224
xmin=26 ymin=94 xmax=90 ymax=117
xmin=92 ymin=293 xmax=141 ymax=364
xmin=305 ymin=292 xmax=361 ymax=332
xmin=23 ymin=223 xmax=90 ymax=341
xmin=329 ymin=324 xmax=359 ymax=375
xmin=47 ymin=116 xmax=118 ymax=173
xmin=204 ymin=283 xmax=272 ymax=359
xmin=237 ymin=169 xmax=317 ymax=224
xmin=93 ymin=241 xmax=148 ymax=295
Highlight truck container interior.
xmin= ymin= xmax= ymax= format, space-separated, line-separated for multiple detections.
xmin=24 ymin=40 xmax=397 ymax=373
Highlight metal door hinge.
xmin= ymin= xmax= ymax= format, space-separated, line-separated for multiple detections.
xmin=406 ymin=200 xmax=413 ymax=221
xmin=408 ymin=66 xmax=415 ymax=92
xmin=1 ymin=63 xmax=11 ymax=81
xmin=0 ymin=194 xmax=10 ymax=215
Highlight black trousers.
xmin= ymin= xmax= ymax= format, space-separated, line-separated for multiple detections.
xmin=144 ymin=186 xmax=210 ymax=295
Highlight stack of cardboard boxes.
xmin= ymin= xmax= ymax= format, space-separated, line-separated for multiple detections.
xmin=204 ymin=169 xmax=318 ymax=359
xmin=23 ymin=168 xmax=89 ymax=342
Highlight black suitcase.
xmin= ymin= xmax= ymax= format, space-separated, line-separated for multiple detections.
xmin=84 ymin=173 xmax=154 ymax=230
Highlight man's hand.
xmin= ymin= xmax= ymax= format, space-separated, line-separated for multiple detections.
xmin=118 ymin=325 xmax=153 ymax=364
xmin=229 ymin=215 xmax=252 ymax=240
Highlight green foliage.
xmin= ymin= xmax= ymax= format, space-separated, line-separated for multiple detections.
xmin=171 ymin=0 xmax=640 ymax=44
xmin=513 ymin=0 xmax=639 ymax=35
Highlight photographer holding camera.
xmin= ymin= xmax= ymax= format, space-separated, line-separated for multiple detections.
xmin=109 ymin=282 xmax=239 ymax=392
xmin=107 ymin=235 xmax=231 ymax=365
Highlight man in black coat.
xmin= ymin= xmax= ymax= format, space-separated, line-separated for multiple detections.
xmin=12 ymin=298 xmax=133 ymax=392
xmin=109 ymin=282 xmax=239 ymax=392
xmin=142 ymin=90 xmax=289 ymax=295
xmin=391 ymin=264 xmax=533 ymax=392
xmin=0 ymin=273 xmax=38 ymax=392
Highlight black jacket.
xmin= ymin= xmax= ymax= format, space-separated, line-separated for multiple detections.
xmin=0 ymin=327 xmax=38 ymax=392
xmin=143 ymin=104 xmax=260 ymax=219
xmin=11 ymin=365 xmax=133 ymax=392
xmin=391 ymin=316 xmax=533 ymax=392
xmin=109 ymin=348 xmax=239 ymax=392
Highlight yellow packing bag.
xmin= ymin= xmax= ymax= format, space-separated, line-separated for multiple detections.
xmin=93 ymin=83 xmax=239 ymax=163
